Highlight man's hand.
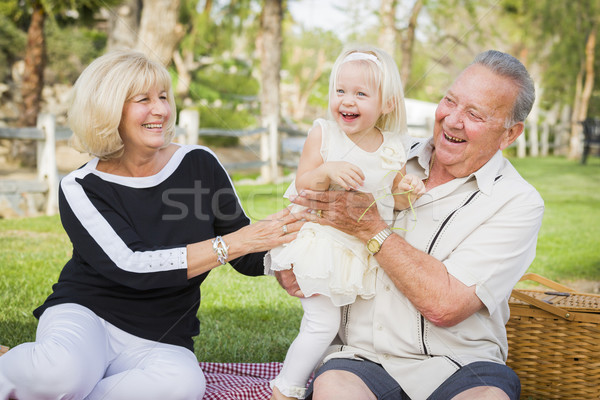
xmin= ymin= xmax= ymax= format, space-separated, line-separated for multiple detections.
xmin=290 ymin=190 xmax=387 ymax=243
xmin=275 ymin=269 xmax=304 ymax=298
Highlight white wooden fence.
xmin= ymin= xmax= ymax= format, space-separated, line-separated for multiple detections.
xmin=0 ymin=109 xmax=306 ymax=217
xmin=1 ymin=104 xmax=569 ymax=218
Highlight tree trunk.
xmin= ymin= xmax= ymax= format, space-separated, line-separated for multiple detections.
xmin=399 ymin=0 xmax=423 ymax=92
xmin=556 ymin=103 xmax=571 ymax=156
xmin=173 ymin=1 xmax=212 ymax=98
xmin=18 ymin=2 xmax=45 ymax=127
xmin=291 ymin=48 xmax=326 ymax=121
xmin=378 ymin=0 xmax=397 ymax=58
xmin=528 ymin=83 xmax=540 ymax=156
xmin=568 ymin=26 xmax=596 ymax=159
xmin=135 ymin=0 xmax=184 ymax=66
xmin=107 ymin=0 xmax=141 ymax=51
xmin=544 ymin=103 xmax=559 ymax=156
xmin=172 ymin=50 xmax=192 ymax=98
xmin=258 ymin=0 xmax=282 ymax=182
xmin=579 ymin=26 xmax=596 ymax=121
xmin=13 ymin=1 xmax=45 ymax=167
xmin=516 ymin=128 xmax=527 ymax=158
xmin=569 ymin=65 xmax=584 ymax=160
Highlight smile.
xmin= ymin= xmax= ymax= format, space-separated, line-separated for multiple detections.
xmin=143 ymin=123 xmax=163 ymax=129
xmin=444 ymin=132 xmax=466 ymax=143
xmin=341 ymin=112 xmax=359 ymax=119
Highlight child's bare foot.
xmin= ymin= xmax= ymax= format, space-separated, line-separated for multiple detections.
xmin=0 ymin=345 xmax=9 ymax=356
xmin=270 ymin=386 xmax=298 ymax=400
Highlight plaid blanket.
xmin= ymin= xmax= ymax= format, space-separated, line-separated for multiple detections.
xmin=200 ymin=362 xmax=283 ymax=400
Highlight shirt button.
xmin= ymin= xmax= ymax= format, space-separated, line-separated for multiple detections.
xmin=383 ymin=354 xmax=390 ymax=360
xmin=385 ymin=285 xmax=391 ymax=291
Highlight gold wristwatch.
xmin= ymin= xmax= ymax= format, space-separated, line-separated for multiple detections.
xmin=366 ymin=227 xmax=393 ymax=255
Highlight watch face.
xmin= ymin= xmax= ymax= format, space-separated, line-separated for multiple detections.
xmin=367 ymin=239 xmax=380 ymax=253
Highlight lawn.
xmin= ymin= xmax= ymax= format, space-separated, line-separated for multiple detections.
xmin=0 ymin=156 xmax=599 ymax=362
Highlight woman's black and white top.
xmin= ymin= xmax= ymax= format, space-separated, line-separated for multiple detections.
xmin=34 ymin=144 xmax=264 ymax=351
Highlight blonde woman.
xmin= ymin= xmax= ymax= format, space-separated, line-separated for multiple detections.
xmin=0 ymin=51 xmax=302 ymax=400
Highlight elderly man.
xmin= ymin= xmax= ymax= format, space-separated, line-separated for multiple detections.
xmin=280 ymin=50 xmax=544 ymax=400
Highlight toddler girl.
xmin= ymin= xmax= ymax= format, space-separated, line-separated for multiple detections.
xmin=265 ymin=45 xmax=425 ymax=400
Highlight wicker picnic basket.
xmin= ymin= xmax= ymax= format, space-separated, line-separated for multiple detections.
xmin=506 ymin=273 xmax=600 ymax=400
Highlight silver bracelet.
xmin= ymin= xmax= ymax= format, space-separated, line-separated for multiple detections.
xmin=212 ymin=236 xmax=229 ymax=265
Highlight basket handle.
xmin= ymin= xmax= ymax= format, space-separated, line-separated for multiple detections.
xmin=517 ymin=273 xmax=575 ymax=292
xmin=511 ymin=273 xmax=576 ymax=321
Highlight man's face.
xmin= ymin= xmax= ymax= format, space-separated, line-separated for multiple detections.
xmin=433 ymin=64 xmax=523 ymax=178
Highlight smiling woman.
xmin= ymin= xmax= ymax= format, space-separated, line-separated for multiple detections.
xmin=0 ymin=50 xmax=303 ymax=400
xmin=68 ymin=51 xmax=177 ymax=164
xmin=103 ymin=86 xmax=174 ymax=177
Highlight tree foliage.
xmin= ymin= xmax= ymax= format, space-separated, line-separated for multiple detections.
xmin=503 ymin=0 xmax=599 ymax=108
xmin=0 ymin=14 xmax=26 ymax=83
xmin=1 ymin=0 xmax=599 ymax=159
xmin=45 ymin=24 xmax=106 ymax=84
xmin=281 ymin=27 xmax=341 ymax=123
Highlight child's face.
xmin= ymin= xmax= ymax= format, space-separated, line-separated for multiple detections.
xmin=330 ymin=61 xmax=385 ymax=138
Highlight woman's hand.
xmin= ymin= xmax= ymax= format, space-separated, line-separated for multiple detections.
xmin=234 ymin=207 xmax=304 ymax=253
xmin=290 ymin=190 xmax=386 ymax=243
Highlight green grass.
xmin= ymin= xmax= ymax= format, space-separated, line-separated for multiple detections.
xmin=510 ymin=156 xmax=600 ymax=282
xmin=1 ymin=156 xmax=599 ymax=362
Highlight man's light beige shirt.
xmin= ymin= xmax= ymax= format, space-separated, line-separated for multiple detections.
xmin=325 ymin=137 xmax=545 ymax=399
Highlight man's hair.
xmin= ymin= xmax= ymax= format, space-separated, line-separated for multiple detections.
xmin=472 ymin=50 xmax=535 ymax=128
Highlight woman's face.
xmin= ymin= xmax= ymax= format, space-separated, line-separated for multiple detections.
xmin=118 ymin=86 xmax=172 ymax=153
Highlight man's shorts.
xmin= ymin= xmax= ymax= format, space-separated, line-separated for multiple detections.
xmin=306 ymin=358 xmax=520 ymax=400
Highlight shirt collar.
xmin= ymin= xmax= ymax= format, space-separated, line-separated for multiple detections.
xmin=407 ymin=137 xmax=504 ymax=196
xmin=469 ymin=151 xmax=504 ymax=195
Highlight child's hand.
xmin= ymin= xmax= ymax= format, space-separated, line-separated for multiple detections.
xmin=322 ymin=161 xmax=365 ymax=190
xmin=393 ymin=174 xmax=426 ymax=210
xmin=397 ymin=174 xmax=426 ymax=198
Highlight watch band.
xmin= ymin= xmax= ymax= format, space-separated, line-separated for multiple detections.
xmin=367 ymin=227 xmax=393 ymax=255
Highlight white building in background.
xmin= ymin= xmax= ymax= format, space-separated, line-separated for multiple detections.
xmin=405 ymin=98 xmax=437 ymax=138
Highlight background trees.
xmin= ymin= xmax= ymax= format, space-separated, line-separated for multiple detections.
xmin=508 ymin=0 xmax=599 ymax=159
xmin=0 ymin=0 xmax=598 ymax=162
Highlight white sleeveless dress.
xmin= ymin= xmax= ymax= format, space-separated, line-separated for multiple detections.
xmin=266 ymin=118 xmax=407 ymax=306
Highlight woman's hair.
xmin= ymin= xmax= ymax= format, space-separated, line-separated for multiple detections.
xmin=471 ymin=50 xmax=535 ymax=128
xmin=68 ymin=50 xmax=177 ymax=160
xmin=327 ymin=44 xmax=407 ymax=135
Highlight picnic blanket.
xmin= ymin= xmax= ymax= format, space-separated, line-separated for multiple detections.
xmin=0 ymin=351 xmax=283 ymax=399
xmin=200 ymin=362 xmax=282 ymax=400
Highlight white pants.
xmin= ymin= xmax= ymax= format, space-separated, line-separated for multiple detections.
xmin=0 ymin=304 xmax=206 ymax=400
xmin=271 ymin=295 xmax=341 ymax=399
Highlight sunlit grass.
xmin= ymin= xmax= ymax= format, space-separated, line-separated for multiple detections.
xmin=1 ymin=156 xmax=598 ymax=361
xmin=510 ymin=156 xmax=600 ymax=282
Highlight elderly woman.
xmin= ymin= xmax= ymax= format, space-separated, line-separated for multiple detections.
xmin=0 ymin=51 xmax=302 ymax=400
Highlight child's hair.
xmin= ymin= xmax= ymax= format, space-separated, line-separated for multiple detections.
xmin=68 ymin=50 xmax=177 ymax=160
xmin=327 ymin=44 xmax=407 ymax=136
